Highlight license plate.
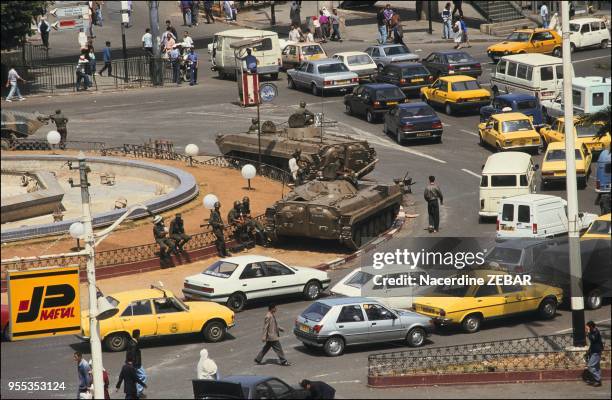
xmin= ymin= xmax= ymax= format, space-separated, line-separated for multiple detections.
xmin=412 ymin=78 xmax=424 ymax=83
xmin=554 ymin=172 xmax=565 ymax=176
xmin=300 ymin=324 xmax=310 ymax=332
xmin=518 ymin=140 xmax=525 ymax=145
xmin=387 ymin=101 xmax=398 ymax=106
xmin=501 ymin=225 xmax=514 ymax=231
xmin=460 ymin=67 xmax=470 ymax=70
xmin=417 ymin=132 xmax=431 ymax=137
xmin=336 ymin=80 xmax=349 ymax=85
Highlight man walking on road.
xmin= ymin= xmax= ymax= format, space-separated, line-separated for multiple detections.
xmin=74 ymin=351 xmax=92 ymax=398
xmin=98 ymin=41 xmax=112 ymax=77
xmin=540 ymin=3 xmax=549 ymax=28
xmin=585 ymin=321 xmax=603 ymax=387
xmin=254 ymin=305 xmax=291 ymax=366
xmin=5 ymin=67 xmax=26 ymax=102
xmin=126 ymin=330 xmax=147 ymax=398
xmin=116 ymin=354 xmax=147 ymax=399
xmin=204 ymin=0 xmax=215 ymax=24
xmin=424 ymin=175 xmax=443 ymax=233
xmin=376 ymin=8 xmax=387 ymax=44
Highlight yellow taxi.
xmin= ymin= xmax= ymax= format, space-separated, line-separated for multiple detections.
xmin=80 ymin=286 xmax=235 ymax=351
xmin=582 ymin=213 xmax=611 ymax=240
xmin=478 ymin=112 xmax=541 ymax=153
xmin=541 ymin=141 xmax=592 ymax=188
xmin=540 ymin=116 xmax=610 ymax=153
xmin=420 ymin=75 xmax=490 ymax=116
xmin=487 ymin=28 xmax=562 ymax=62
xmin=412 ymin=270 xmax=563 ymax=333
xmin=281 ymin=42 xmax=327 ymax=70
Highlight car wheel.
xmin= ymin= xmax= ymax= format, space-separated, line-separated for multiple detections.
xmin=444 ymin=102 xmax=452 ymax=116
xmin=406 ymin=327 xmax=426 ymax=347
xmin=288 ymin=77 xmax=296 ymax=89
xmin=461 ymin=314 xmax=482 ymax=333
xmin=104 ymin=332 xmax=129 ymax=352
xmin=552 ymin=47 xmax=561 ymax=57
xmin=303 ymin=280 xmax=322 ymax=300
xmin=396 ymin=128 xmax=403 ymax=145
xmin=346 ymin=103 xmax=353 ymax=115
xmin=323 ymin=336 xmax=345 ymax=357
xmin=434 ymin=135 xmax=442 ymax=144
xmin=203 ymin=321 xmax=226 ymax=342
xmin=586 ymin=288 xmax=602 ymax=310
xmin=570 ymin=43 xmax=576 ymax=54
xmin=270 ymin=73 xmax=279 ymax=80
xmin=311 ymin=84 xmax=320 ymax=96
xmin=538 ymin=298 xmax=557 ymax=320
xmin=226 ymin=293 xmax=246 ymax=312
xmin=601 ymin=39 xmax=609 ymax=49
xmin=366 ymin=110 xmax=376 ymax=123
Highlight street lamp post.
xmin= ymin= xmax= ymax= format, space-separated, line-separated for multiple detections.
xmin=185 ymin=143 xmax=199 ymax=167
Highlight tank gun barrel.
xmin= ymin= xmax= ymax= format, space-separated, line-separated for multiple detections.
xmin=354 ymin=159 xmax=378 ymax=177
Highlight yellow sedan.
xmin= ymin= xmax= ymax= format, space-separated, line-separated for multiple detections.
xmin=412 ymin=270 xmax=563 ymax=333
xmin=541 ymin=141 xmax=593 ymax=188
xmin=478 ymin=112 xmax=541 ymax=153
xmin=582 ymin=213 xmax=611 ymax=240
xmin=540 ymin=117 xmax=610 ymax=153
xmin=420 ymin=75 xmax=490 ymax=116
xmin=80 ymin=286 xmax=235 ymax=351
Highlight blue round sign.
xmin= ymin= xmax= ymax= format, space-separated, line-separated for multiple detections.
xmin=259 ymin=83 xmax=278 ymax=103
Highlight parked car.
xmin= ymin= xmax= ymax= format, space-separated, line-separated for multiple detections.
xmin=332 ymin=51 xmax=378 ymax=81
xmin=1 ymin=304 xmax=8 ymax=341
xmin=582 ymin=213 xmax=611 ymax=240
xmin=364 ymin=44 xmax=419 ymax=70
xmin=541 ymin=141 xmax=592 ymax=188
xmin=375 ymin=62 xmax=434 ymax=93
xmin=420 ymin=75 xmax=491 ymax=116
xmin=281 ymin=42 xmax=327 ymax=70
xmin=478 ymin=112 xmax=541 ymax=153
xmin=412 ymin=270 xmax=563 ymax=333
xmin=480 ymin=93 xmax=544 ymax=128
xmin=540 ymin=116 xmax=610 ymax=153
xmin=183 ymin=255 xmax=330 ymax=311
xmin=383 ymin=102 xmax=443 ymax=144
xmin=563 ymin=17 xmax=610 ymax=53
xmin=421 ymin=50 xmax=482 ymax=79
xmin=192 ymin=376 xmax=309 ymax=399
xmin=540 ymin=76 xmax=611 ymax=123
xmin=287 ymin=59 xmax=359 ymax=96
xmin=344 ymin=83 xmax=406 ymax=123
xmin=483 ymin=238 xmax=562 ymax=274
xmin=294 ymin=297 xmax=434 ymax=356
xmin=79 ymin=286 xmax=235 ymax=351
xmin=595 ymin=149 xmax=611 ymax=193
xmin=487 ymin=28 xmax=562 ymax=62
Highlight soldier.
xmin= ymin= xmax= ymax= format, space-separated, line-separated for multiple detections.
xmin=242 ymin=196 xmax=268 ymax=246
xmin=228 ymin=200 xmax=248 ymax=243
xmin=153 ymin=215 xmax=177 ymax=259
xmin=169 ymin=213 xmax=191 ymax=252
xmin=207 ymin=202 xmax=229 ymax=257
xmin=49 ymin=109 xmax=69 ymax=149
xmin=288 ymin=101 xmax=315 ymax=128
xmin=248 ymin=117 xmax=259 ymax=134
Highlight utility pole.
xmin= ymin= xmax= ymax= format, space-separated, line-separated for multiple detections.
xmin=561 ymin=1 xmax=586 ymax=348
xmin=271 ymin=1 xmax=276 ymax=26
xmin=148 ymin=1 xmax=163 ymax=85
xmin=120 ymin=1 xmax=130 ymax=83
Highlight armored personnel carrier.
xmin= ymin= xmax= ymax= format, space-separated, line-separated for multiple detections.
xmin=265 ymin=178 xmax=402 ymax=250
xmin=215 ymin=124 xmax=377 ymax=180
xmin=1 ymin=110 xmax=49 ymax=150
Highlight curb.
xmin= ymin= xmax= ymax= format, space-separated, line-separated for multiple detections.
xmin=368 ymin=368 xmax=611 ymax=387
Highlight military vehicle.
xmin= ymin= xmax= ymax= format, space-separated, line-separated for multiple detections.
xmin=265 ymin=178 xmax=403 ymax=250
xmin=215 ymin=123 xmax=378 ymax=180
xmin=1 ymin=110 xmax=49 ymax=150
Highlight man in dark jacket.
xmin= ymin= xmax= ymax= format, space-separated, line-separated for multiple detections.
xmin=585 ymin=320 xmax=604 ymax=387
xmin=300 ymin=380 xmax=336 ymax=399
xmin=153 ymin=215 xmax=177 ymax=259
xmin=116 ymin=354 xmax=147 ymax=399
xmin=424 ymin=175 xmax=444 ymax=233
xmin=126 ymin=330 xmax=146 ymax=397
xmin=169 ymin=213 xmax=191 ymax=251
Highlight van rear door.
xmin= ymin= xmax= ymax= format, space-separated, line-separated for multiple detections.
xmin=499 ymin=203 xmax=517 ymax=235
xmin=516 ymin=204 xmax=533 ymax=236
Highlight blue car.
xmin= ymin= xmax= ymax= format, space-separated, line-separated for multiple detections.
xmin=595 ymin=149 xmax=611 ymax=193
xmin=193 ymin=376 xmax=308 ymax=399
xmin=480 ymin=93 xmax=544 ymax=128
xmin=383 ymin=102 xmax=443 ymax=144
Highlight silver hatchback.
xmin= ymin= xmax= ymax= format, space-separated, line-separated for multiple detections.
xmin=293 ymin=297 xmax=434 ymax=356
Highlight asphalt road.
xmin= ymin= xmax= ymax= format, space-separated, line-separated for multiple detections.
xmin=2 ymin=39 xmax=611 ymax=399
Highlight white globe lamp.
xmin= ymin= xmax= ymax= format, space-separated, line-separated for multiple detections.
xmin=203 ymin=194 xmax=219 ymax=210
xmin=241 ymin=164 xmax=256 ymax=190
xmin=185 ymin=144 xmax=199 ymax=167
xmin=47 ymin=130 xmax=61 ymax=146
xmin=69 ymin=221 xmax=85 ymax=250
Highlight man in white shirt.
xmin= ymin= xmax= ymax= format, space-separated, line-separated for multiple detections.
xmin=540 ymin=3 xmax=549 ymax=28
xmin=305 ymin=28 xmax=314 ymax=43
xmin=288 ymin=25 xmax=301 ymax=42
xmin=5 ymin=67 xmax=26 ymax=102
xmin=182 ymin=31 xmax=194 ymax=48
xmin=142 ymin=28 xmax=153 ymax=56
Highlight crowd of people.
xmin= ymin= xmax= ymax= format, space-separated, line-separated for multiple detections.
xmin=287 ymin=7 xmax=341 ymax=43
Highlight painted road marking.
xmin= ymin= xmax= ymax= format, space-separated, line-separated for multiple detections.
xmin=462 ymin=168 xmax=481 ymax=179
xmin=460 ymin=129 xmax=479 ymax=137
xmin=553 ymin=318 xmax=611 ymax=334
xmin=573 ymin=55 xmax=611 ymax=63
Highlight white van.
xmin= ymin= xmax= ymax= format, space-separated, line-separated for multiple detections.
xmin=480 ymin=152 xmax=537 ymax=219
xmin=563 ymin=18 xmax=611 ymax=52
xmin=541 ymin=76 xmax=611 ymax=122
xmin=209 ymin=29 xmax=282 ymax=80
xmin=491 ymin=54 xmax=574 ymax=101
xmin=496 ymin=194 xmax=597 ymax=240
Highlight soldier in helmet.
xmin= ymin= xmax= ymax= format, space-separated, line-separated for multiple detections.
xmin=206 ymin=202 xmax=229 ymax=257
xmin=288 ymin=101 xmax=315 ymax=128
xmin=153 ymin=215 xmax=177 ymax=260
xmin=228 ymin=200 xmax=247 ymax=243
xmin=248 ymin=117 xmax=259 ymax=134
xmin=49 ymin=109 xmax=69 ymax=149
xmin=241 ymin=196 xmax=268 ymax=246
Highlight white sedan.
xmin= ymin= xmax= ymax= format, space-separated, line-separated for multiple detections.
xmin=332 ymin=51 xmax=378 ymax=81
xmin=183 ymin=255 xmax=331 ymax=311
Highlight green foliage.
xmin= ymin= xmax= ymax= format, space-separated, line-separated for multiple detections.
xmin=577 ymin=106 xmax=611 ymax=140
xmin=1 ymin=1 xmax=50 ymax=50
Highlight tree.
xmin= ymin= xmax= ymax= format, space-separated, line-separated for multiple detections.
xmin=1 ymin=1 xmax=50 ymax=50
xmin=577 ymin=106 xmax=611 ymax=142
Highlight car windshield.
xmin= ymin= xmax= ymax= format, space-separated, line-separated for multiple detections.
xmin=203 ymin=261 xmax=238 ymax=278
xmin=451 ymin=80 xmax=481 ymax=91
xmin=401 ymin=65 xmax=430 ymax=76
xmin=501 ymin=119 xmax=532 ymax=133
xmin=301 ymin=302 xmax=331 ymax=322
xmin=399 ymin=105 xmax=436 ymax=117
xmin=346 ymin=271 xmax=374 ymax=288
xmin=303 ymin=45 xmax=324 ymax=56
xmin=347 ymin=54 xmax=372 ymax=65
xmin=375 ymin=87 xmax=405 ymax=100
xmin=517 ymin=100 xmax=537 ymax=110
xmin=506 ymin=31 xmax=531 ymax=42
xmin=587 ymin=220 xmax=611 ymax=235
xmin=569 ymin=23 xmax=581 ymax=32
xmin=546 ymin=149 xmax=583 ymax=161
xmin=385 ymin=45 xmax=410 ymax=55
xmin=433 ymin=282 xmax=470 ymax=296
xmin=576 ymin=124 xmax=601 ymax=138
xmin=446 ymin=53 xmax=476 ymax=63
xmin=486 ymin=247 xmax=522 ymax=264
xmin=318 ymin=63 xmax=349 ymax=74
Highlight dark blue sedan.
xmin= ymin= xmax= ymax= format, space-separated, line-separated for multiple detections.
xmin=193 ymin=376 xmax=308 ymax=399
xmin=480 ymin=93 xmax=544 ymax=128
xmin=383 ymin=102 xmax=443 ymax=144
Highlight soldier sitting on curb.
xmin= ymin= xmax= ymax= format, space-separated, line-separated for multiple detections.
xmin=228 ymin=200 xmax=250 ymax=245
xmin=241 ymin=196 xmax=268 ymax=247
xmin=153 ymin=215 xmax=177 ymax=259
xmin=169 ymin=212 xmax=191 ymax=252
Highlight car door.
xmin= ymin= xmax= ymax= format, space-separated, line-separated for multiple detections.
xmin=532 ymin=31 xmax=554 ymax=54
xmin=261 ymin=261 xmax=298 ymax=296
xmin=385 ymin=106 xmax=397 ymax=132
xmin=433 ymin=79 xmax=449 ymax=104
xmin=118 ymin=299 xmax=157 ymax=337
xmin=500 ymin=283 xmax=528 ymax=314
xmin=377 ymin=65 xmax=391 ymax=83
xmin=357 ymin=87 xmax=372 ymax=115
xmin=473 ymin=283 xmax=505 ymax=319
xmin=370 ymin=47 xmax=382 ymax=66
xmin=238 ymin=262 xmax=271 ymax=299
xmin=265 ymin=379 xmax=296 ymax=399
xmin=364 ymin=303 xmax=405 ymax=342
xmin=580 ymin=23 xmax=593 ymax=46
xmin=350 ymin=85 xmax=364 ymax=111
xmin=482 ymin=119 xmax=496 ymax=146
xmin=335 ymin=305 xmax=370 ymax=344
xmin=282 ymin=45 xmax=295 ymax=68
xmin=153 ymin=297 xmax=194 ymax=335
xmin=423 ymin=53 xmax=438 ymax=75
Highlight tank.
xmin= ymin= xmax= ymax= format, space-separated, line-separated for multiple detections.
xmin=265 ymin=178 xmax=403 ymax=250
xmin=215 ymin=124 xmax=377 ymax=180
xmin=1 ymin=110 xmax=48 ymax=149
